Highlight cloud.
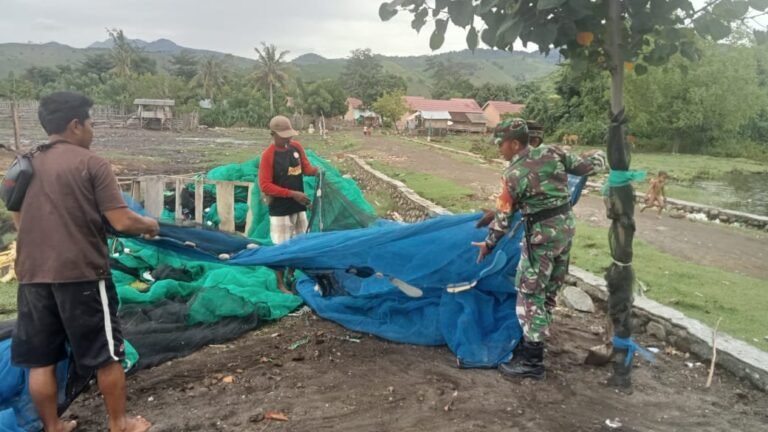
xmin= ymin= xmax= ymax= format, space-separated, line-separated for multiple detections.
xmin=1 ymin=0 xmax=524 ymax=59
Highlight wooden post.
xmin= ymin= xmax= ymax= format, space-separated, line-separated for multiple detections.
xmin=194 ymin=178 xmax=204 ymax=224
xmin=143 ymin=176 xmax=166 ymax=218
xmin=174 ymin=178 xmax=184 ymax=221
xmin=216 ymin=182 xmax=235 ymax=232
xmin=131 ymin=179 xmax=142 ymax=203
xmin=11 ymin=100 xmax=21 ymax=150
xmin=244 ymin=184 xmax=254 ymax=235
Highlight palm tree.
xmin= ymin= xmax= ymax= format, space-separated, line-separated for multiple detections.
xmin=253 ymin=43 xmax=291 ymax=115
xmin=108 ymin=29 xmax=135 ymax=78
xmin=192 ymin=57 xmax=226 ymax=101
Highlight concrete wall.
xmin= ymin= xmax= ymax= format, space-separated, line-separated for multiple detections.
xmin=345 ymin=154 xmax=451 ymax=222
xmin=569 ymin=267 xmax=768 ymax=392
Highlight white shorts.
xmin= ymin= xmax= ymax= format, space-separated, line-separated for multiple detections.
xmin=270 ymin=212 xmax=308 ymax=244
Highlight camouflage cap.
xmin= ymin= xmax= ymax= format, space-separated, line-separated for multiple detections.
xmin=493 ymin=117 xmax=528 ymax=145
xmin=526 ymin=120 xmax=543 ymax=138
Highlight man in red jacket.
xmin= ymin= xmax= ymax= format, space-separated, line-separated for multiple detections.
xmin=258 ymin=115 xmax=318 ymax=293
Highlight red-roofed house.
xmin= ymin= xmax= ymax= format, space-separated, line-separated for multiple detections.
xmin=344 ymin=97 xmax=364 ymax=122
xmin=482 ymin=101 xmax=526 ymax=128
xmin=399 ymin=96 xmax=487 ymax=133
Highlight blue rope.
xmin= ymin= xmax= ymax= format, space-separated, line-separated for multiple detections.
xmin=612 ymin=336 xmax=656 ymax=367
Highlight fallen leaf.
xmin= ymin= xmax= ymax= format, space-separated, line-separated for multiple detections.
xmin=222 ymin=376 xmax=235 ymax=384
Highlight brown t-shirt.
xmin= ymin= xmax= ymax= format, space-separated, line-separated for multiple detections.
xmin=15 ymin=143 xmax=127 ymax=283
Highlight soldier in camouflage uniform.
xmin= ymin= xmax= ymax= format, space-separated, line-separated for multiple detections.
xmin=474 ymin=118 xmax=606 ymax=380
xmin=527 ymin=120 xmax=544 ymax=148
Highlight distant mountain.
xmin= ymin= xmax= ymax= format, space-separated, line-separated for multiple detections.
xmin=291 ymin=53 xmax=329 ymax=65
xmin=88 ymin=37 xmax=188 ymax=54
xmin=0 ymin=39 xmax=558 ymax=97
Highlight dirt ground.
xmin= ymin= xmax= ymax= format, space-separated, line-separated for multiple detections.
xmin=4 ymin=128 xmax=767 ymax=430
xmin=67 ymin=306 xmax=768 ymax=432
xmin=357 ymin=135 xmax=768 ymax=280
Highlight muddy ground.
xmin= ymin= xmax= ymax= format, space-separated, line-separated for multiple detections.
xmin=3 ymin=127 xmax=767 ymax=431
xmin=68 ymin=305 xmax=768 ymax=432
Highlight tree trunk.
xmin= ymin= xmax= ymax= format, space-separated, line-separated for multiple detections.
xmin=269 ymin=82 xmax=274 ymax=115
xmin=604 ymin=0 xmax=636 ymax=342
xmin=11 ymin=99 xmax=21 ymax=150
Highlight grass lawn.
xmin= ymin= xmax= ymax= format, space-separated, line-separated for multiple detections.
xmin=399 ymin=135 xmax=768 ymax=212
xmin=571 ymin=222 xmax=768 ymax=351
xmin=0 ymin=282 xmax=16 ymax=320
xmin=368 ymin=161 xmax=490 ymax=213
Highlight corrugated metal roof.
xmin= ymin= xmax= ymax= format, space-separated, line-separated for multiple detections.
xmin=134 ymin=99 xmax=175 ymax=106
xmin=420 ymin=111 xmax=452 ymax=120
xmin=450 ymin=112 xmax=487 ymax=124
xmin=404 ymin=96 xmax=483 ymax=113
xmin=482 ymin=101 xmax=525 ymax=114
xmin=347 ymin=97 xmax=364 ymax=109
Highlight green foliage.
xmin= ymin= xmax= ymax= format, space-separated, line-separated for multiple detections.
xmin=253 ymin=42 xmax=292 ymax=115
xmin=625 ymin=41 xmax=766 ymax=154
xmin=382 ymin=0 xmax=763 ymax=79
xmin=169 ymin=50 xmax=199 ymax=81
xmin=339 ymin=48 xmax=408 ymax=105
xmin=424 ymin=57 xmax=476 ymax=98
xmin=300 ymin=79 xmax=348 ymax=118
xmin=471 ymin=82 xmax=518 ymax=105
xmin=192 ymin=57 xmax=227 ymax=101
xmin=107 ymin=29 xmax=157 ymax=78
xmin=523 ymin=66 xmax=609 ymax=145
xmin=79 ymin=53 xmax=114 ymax=84
xmin=372 ymin=91 xmax=409 ymax=129
xmin=199 ymin=91 xmax=273 ymax=128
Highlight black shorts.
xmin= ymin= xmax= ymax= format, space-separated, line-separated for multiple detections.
xmin=11 ymin=279 xmax=125 ymax=371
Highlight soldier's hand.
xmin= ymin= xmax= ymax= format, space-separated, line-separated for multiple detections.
xmin=476 ymin=209 xmax=495 ymax=228
xmin=471 ymin=241 xmax=491 ymax=263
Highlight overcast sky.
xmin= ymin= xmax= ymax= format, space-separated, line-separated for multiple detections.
xmin=0 ymin=0 xmax=496 ymax=59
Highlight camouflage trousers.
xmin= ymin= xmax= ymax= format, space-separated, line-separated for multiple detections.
xmin=515 ymin=213 xmax=576 ymax=343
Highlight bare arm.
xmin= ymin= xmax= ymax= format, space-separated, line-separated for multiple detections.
xmin=104 ymin=208 xmax=160 ymax=237
xmin=11 ymin=212 xmax=20 ymax=230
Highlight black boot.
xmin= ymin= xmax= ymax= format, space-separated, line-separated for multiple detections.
xmin=498 ymin=341 xmax=545 ymax=380
xmin=606 ymin=348 xmax=633 ymax=392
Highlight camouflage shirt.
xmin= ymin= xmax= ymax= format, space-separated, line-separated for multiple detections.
xmin=485 ymin=145 xmax=606 ymax=248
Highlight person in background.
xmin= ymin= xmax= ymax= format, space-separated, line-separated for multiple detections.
xmin=11 ymin=92 xmax=157 ymax=432
xmin=640 ymin=170 xmax=669 ymax=218
xmin=258 ymin=115 xmax=319 ymax=293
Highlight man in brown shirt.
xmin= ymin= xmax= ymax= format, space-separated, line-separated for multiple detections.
xmin=10 ymin=92 xmax=157 ymax=432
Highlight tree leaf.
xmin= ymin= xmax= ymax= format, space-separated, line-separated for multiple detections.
xmin=466 ymin=26 xmax=479 ymax=51
xmin=448 ymin=0 xmax=476 ymax=28
xmin=478 ymin=0 xmax=500 ymax=14
xmin=435 ymin=17 xmax=449 ymax=33
xmin=496 ymin=17 xmax=523 ymax=46
xmin=411 ymin=8 xmax=429 ymax=32
xmin=538 ymin=0 xmax=567 ymax=10
xmin=530 ymin=23 xmax=559 ymax=49
xmin=693 ymin=16 xmax=732 ymax=41
xmin=430 ymin=21 xmax=447 ymax=50
xmin=712 ymin=0 xmax=750 ymax=21
xmin=434 ymin=0 xmax=449 ymax=17
xmin=481 ymin=27 xmax=498 ymax=47
xmin=749 ymin=0 xmax=768 ymax=11
xmin=379 ymin=3 xmax=399 ymax=21
xmin=634 ymin=63 xmax=649 ymax=76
